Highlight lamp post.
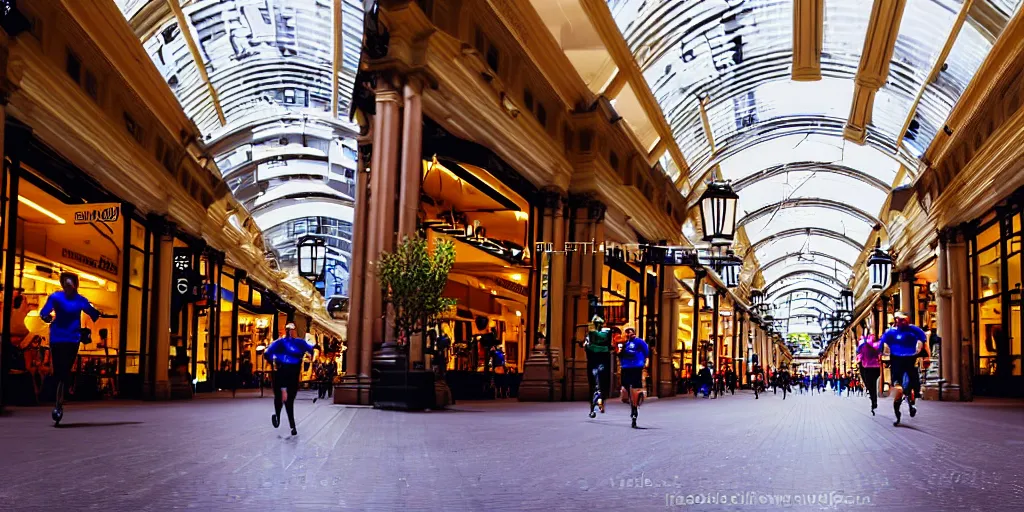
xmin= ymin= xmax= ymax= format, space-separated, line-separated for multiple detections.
xmin=297 ymin=235 xmax=327 ymax=284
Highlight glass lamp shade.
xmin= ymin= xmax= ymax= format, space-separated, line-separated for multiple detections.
xmin=698 ymin=181 xmax=739 ymax=245
xmin=297 ymin=235 xmax=327 ymax=280
xmin=867 ymin=238 xmax=893 ymax=290
xmin=750 ymin=288 xmax=764 ymax=309
xmin=720 ymin=250 xmax=742 ymax=288
xmin=838 ymin=288 xmax=854 ymax=315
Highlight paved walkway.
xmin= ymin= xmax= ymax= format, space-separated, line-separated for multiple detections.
xmin=1 ymin=390 xmax=1023 ymax=511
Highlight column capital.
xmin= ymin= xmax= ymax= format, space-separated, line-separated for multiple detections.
xmin=897 ymin=268 xmax=916 ymax=283
xmin=539 ymin=187 xmax=566 ymax=212
xmin=566 ymin=194 xmax=607 ymax=222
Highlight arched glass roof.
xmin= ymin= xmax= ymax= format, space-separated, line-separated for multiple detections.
xmin=605 ymin=0 xmax=1009 ymax=334
xmin=115 ymin=0 xmax=363 ymax=297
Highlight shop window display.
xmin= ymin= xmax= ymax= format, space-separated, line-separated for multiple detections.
xmin=2 ymin=179 xmax=124 ymax=403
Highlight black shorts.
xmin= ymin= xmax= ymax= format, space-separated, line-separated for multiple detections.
xmin=889 ymin=355 xmax=921 ymax=389
xmin=621 ymin=367 xmax=643 ymax=389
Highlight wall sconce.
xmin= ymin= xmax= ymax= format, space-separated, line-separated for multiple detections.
xmin=500 ymin=93 xmax=520 ymax=119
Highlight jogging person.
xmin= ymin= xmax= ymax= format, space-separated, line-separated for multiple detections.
xmin=618 ymin=327 xmax=649 ymax=428
xmin=40 ymin=273 xmax=101 ymax=426
xmin=752 ymin=365 xmax=765 ymax=399
xmin=263 ymin=323 xmax=314 ymax=436
xmin=778 ymin=366 xmax=791 ymax=400
xmin=856 ymin=335 xmax=880 ymax=415
xmin=877 ymin=312 xmax=930 ymax=426
xmin=583 ymin=315 xmax=612 ymax=416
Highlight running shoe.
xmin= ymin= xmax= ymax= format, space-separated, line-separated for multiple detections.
xmin=51 ymin=405 xmax=63 ymax=426
xmin=272 ymin=414 xmax=280 ymax=429
xmin=291 ymin=427 xmax=298 ymax=436
xmin=598 ymin=398 xmax=605 ymax=413
xmin=908 ymin=397 xmax=917 ymax=418
xmin=893 ymin=405 xmax=902 ymax=427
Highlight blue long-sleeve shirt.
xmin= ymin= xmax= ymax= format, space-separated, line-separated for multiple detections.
xmin=263 ymin=336 xmax=314 ymax=366
xmin=40 ymin=291 xmax=100 ymax=343
xmin=879 ymin=325 xmax=927 ymax=357
xmin=619 ymin=337 xmax=649 ymax=369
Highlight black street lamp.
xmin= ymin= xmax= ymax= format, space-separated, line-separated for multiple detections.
xmin=698 ymin=181 xmax=740 ymax=246
xmin=750 ymin=288 xmax=764 ymax=312
xmin=297 ymin=235 xmax=327 ymax=283
xmin=716 ymin=249 xmax=742 ymax=288
xmin=867 ymin=238 xmax=893 ymax=290
xmin=838 ymin=288 xmax=854 ymax=316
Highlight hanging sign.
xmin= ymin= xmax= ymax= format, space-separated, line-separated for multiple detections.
xmin=29 ymin=202 xmax=124 ymax=278
xmin=172 ymin=248 xmax=202 ymax=302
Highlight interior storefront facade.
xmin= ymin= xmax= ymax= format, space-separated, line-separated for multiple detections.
xmin=418 ymin=135 xmax=534 ymax=398
xmin=969 ymin=192 xmax=1024 ymax=396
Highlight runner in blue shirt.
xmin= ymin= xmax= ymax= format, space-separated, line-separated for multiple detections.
xmin=40 ymin=273 xmax=101 ymax=426
xmin=618 ymin=327 xmax=649 ymax=429
xmin=263 ymin=323 xmax=315 ymax=436
xmin=878 ymin=311 xmax=931 ymax=426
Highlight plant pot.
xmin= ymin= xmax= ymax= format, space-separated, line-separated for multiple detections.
xmin=371 ymin=342 xmax=435 ymax=410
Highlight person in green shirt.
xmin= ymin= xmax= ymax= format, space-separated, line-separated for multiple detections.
xmin=584 ymin=315 xmax=613 ymax=414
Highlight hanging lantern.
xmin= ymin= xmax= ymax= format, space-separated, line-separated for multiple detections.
xmin=837 ymin=288 xmax=854 ymax=316
xmin=719 ymin=249 xmax=742 ymax=288
xmin=750 ymin=288 xmax=764 ymax=311
xmin=297 ymin=235 xmax=327 ymax=282
xmin=867 ymin=237 xmax=893 ymax=290
xmin=698 ymin=181 xmax=740 ymax=246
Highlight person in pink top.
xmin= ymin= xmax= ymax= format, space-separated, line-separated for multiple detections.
xmin=856 ymin=334 xmax=883 ymax=415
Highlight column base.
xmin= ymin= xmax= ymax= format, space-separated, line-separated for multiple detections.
xmin=941 ymin=383 xmax=961 ymax=402
xmin=564 ymin=356 xmax=592 ymax=401
xmin=518 ymin=346 xmax=562 ymax=401
xmin=143 ymin=380 xmax=171 ymax=401
xmin=334 ymin=375 xmax=371 ymax=405
xmin=922 ymin=380 xmax=943 ymax=401
xmin=657 ymin=379 xmax=676 ymax=398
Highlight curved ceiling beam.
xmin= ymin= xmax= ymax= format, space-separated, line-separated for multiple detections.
xmin=732 ymin=162 xmax=891 ymax=193
xmin=774 ymin=296 xmax=835 ymax=312
xmin=764 ymin=270 xmax=847 ymax=293
xmin=747 ymin=227 xmax=865 ymax=254
xmin=737 ymin=198 xmax=882 ymax=229
xmin=764 ymin=286 xmax=840 ymax=302
xmin=758 ymin=251 xmax=854 ymax=275
xmin=688 ymin=115 xmax=909 ymax=181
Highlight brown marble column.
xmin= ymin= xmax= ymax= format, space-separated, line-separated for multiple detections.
xmin=658 ymin=284 xmax=679 ymax=397
xmin=561 ymin=196 xmax=606 ymax=401
xmin=361 ymin=82 xmax=402 ymax=356
xmin=519 ymin=190 xmax=567 ymax=401
xmin=336 ymin=138 xmax=373 ymax=404
xmin=397 ymin=76 xmax=423 ymax=238
xmin=928 ymin=230 xmax=953 ymax=401
xmin=949 ymin=227 xmax=969 ymax=400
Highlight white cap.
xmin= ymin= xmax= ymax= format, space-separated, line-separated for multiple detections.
xmin=285 ymin=322 xmax=297 ymax=330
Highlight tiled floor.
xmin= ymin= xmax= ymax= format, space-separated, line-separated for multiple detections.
xmin=1 ymin=389 xmax=1022 ymax=511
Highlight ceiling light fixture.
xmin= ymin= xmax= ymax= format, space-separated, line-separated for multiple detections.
xmin=18 ymin=196 xmax=66 ymax=224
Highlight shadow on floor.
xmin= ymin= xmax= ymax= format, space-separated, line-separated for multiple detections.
xmin=57 ymin=421 xmax=144 ymax=429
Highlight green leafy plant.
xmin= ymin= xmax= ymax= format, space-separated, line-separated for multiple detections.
xmin=377 ymin=235 xmax=457 ymax=344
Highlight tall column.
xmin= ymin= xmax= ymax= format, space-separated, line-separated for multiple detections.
xmin=336 ymin=138 xmax=372 ymax=404
xmin=397 ymin=76 xmax=423 ymax=237
xmin=690 ymin=271 xmax=704 ymax=372
xmin=145 ymin=218 xmax=174 ymax=400
xmin=519 ymin=190 xmax=567 ymax=401
xmin=561 ymin=196 xmax=605 ymax=401
xmin=658 ymin=284 xmax=679 ymax=397
xmin=898 ymin=269 xmax=916 ymax=322
xmin=929 ymin=230 xmax=953 ymax=400
xmin=949 ymin=227 xmax=970 ymax=400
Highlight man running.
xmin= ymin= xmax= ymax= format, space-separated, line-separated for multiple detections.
xmin=751 ymin=364 xmax=765 ymax=399
xmin=877 ymin=312 xmax=930 ymax=426
xmin=40 ymin=273 xmax=101 ymax=426
xmin=618 ymin=327 xmax=649 ymax=428
xmin=777 ymin=366 xmax=791 ymax=400
xmin=263 ymin=323 xmax=314 ymax=436
xmin=583 ymin=315 xmax=612 ymax=415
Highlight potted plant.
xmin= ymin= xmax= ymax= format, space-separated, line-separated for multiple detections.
xmin=373 ymin=235 xmax=457 ymax=409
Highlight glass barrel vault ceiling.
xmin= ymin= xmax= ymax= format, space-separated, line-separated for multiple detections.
xmin=604 ymin=0 xmax=1013 ymax=334
xmin=114 ymin=0 xmax=364 ymax=298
